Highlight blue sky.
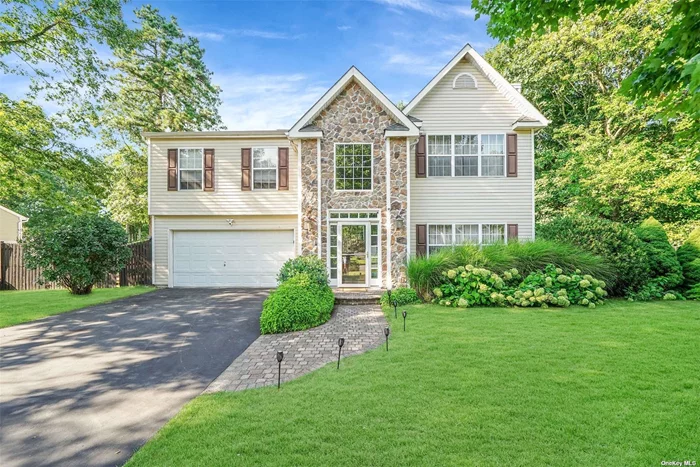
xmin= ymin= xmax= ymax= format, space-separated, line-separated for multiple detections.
xmin=5 ymin=0 xmax=496 ymax=133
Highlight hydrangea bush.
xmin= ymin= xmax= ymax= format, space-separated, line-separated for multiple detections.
xmin=434 ymin=264 xmax=607 ymax=309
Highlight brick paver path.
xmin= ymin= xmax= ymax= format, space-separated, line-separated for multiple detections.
xmin=206 ymin=305 xmax=386 ymax=392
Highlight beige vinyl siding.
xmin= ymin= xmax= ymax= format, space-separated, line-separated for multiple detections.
xmin=0 ymin=209 xmax=23 ymax=242
xmin=152 ymin=215 xmax=297 ymax=286
xmin=409 ymin=58 xmax=534 ymax=253
xmin=149 ymin=137 xmax=298 ymax=216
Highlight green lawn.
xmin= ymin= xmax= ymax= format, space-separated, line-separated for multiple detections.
xmin=127 ymin=300 xmax=699 ymax=467
xmin=0 ymin=286 xmax=155 ymax=328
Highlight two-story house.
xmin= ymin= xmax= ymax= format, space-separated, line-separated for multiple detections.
xmin=145 ymin=44 xmax=548 ymax=289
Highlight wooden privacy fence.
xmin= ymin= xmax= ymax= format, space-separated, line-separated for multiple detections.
xmin=0 ymin=239 xmax=152 ymax=291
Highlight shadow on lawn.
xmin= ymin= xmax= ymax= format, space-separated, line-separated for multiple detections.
xmin=0 ymin=288 xmax=266 ymax=467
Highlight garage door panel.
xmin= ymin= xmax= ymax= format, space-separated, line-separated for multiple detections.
xmin=172 ymin=230 xmax=294 ymax=287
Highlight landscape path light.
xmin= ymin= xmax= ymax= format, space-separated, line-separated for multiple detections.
xmin=392 ymin=299 xmax=398 ymax=318
xmin=384 ymin=327 xmax=390 ymax=351
xmin=276 ymin=351 xmax=284 ymax=389
xmin=402 ymin=310 xmax=407 ymax=331
xmin=337 ymin=337 xmax=345 ymax=369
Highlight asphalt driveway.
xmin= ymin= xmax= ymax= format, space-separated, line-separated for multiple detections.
xmin=0 ymin=288 xmax=266 ymax=467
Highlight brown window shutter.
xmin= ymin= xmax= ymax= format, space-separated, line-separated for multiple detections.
xmin=416 ymin=224 xmax=427 ymax=257
xmin=507 ymin=133 xmax=518 ymax=177
xmin=167 ymin=149 xmax=178 ymax=191
xmin=416 ymin=134 xmax=426 ymax=178
xmin=278 ymin=147 xmax=289 ymax=190
xmin=241 ymin=148 xmax=251 ymax=191
xmin=507 ymin=224 xmax=519 ymax=242
xmin=203 ymin=148 xmax=215 ymax=191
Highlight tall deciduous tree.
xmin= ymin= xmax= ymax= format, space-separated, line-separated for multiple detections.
xmin=0 ymin=95 xmax=107 ymax=215
xmin=0 ymin=0 xmax=126 ymax=127
xmin=100 ymin=6 xmax=224 ymax=239
xmin=473 ymin=0 xmax=700 ymax=123
xmin=485 ymin=1 xmax=700 ymax=227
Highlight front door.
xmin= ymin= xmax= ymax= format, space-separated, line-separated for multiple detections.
xmin=339 ymin=223 xmax=368 ymax=287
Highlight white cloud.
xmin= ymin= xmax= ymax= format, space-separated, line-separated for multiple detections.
xmin=337 ymin=25 xmax=352 ymax=31
xmin=215 ymin=72 xmax=327 ymax=130
xmin=373 ymin=0 xmax=477 ymax=19
xmin=225 ymin=29 xmax=304 ymax=40
xmin=187 ymin=31 xmax=225 ymax=41
xmin=384 ymin=51 xmax=443 ymax=76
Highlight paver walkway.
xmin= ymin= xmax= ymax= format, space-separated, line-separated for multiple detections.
xmin=206 ymin=304 xmax=386 ymax=392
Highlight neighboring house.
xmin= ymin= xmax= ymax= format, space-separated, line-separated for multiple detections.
xmin=145 ymin=44 xmax=548 ymax=289
xmin=0 ymin=205 xmax=28 ymax=243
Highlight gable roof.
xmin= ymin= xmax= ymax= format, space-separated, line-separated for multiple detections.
xmin=0 ymin=205 xmax=28 ymax=221
xmin=288 ymin=66 xmax=420 ymax=138
xmin=403 ymin=44 xmax=548 ymax=127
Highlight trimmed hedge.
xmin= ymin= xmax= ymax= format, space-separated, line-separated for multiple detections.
xmin=380 ymin=287 xmax=420 ymax=306
xmin=277 ymin=255 xmax=328 ymax=286
xmin=260 ymin=273 xmax=334 ymax=334
xmin=538 ymin=215 xmax=650 ymax=296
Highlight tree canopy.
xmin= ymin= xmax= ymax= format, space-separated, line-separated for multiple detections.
xmin=473 ymin=0 xmax=700 ymax=123
xmin=485 ymin=0 xmax=700 ymax=229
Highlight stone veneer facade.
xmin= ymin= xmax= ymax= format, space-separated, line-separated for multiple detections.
xmin=298 ymin=80 xmax=408 ymax=286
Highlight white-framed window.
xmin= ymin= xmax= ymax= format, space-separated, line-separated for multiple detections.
xmin=335 ymin=143 xmax=372 ymax=190
xmin=455 ymin=224 xmax=479 ymax=244
xmin=480 ymin=134 xmax=505 ymax=176
xmin=482 ymin=224 xmax=506 ymax=244
xmin=427 ymin=223 xmax=506 ymax=255
xmin=252 ymin=147 xmax=278 ymax=190
xmin=428 ymin=135 xmax=452 ymax=177
xmin=178 ymin=148 xmax=203 ymax=190
xmin=426 ymin=133 xmax=506 ymax=178
xmin=428 ymin=224 xmax=453 ymax=255
xmin=454 ymin=134 xmax=479 ymax=176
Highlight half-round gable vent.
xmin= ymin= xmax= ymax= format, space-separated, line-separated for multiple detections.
xmin=452 ymin=72 xmax=478 ymax=89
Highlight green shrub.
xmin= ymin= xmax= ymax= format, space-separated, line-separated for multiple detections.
xmin=407 ymin=248 xmax=463 ymax=299
xmin=22 ymin=211 xmax=131 ymax=294
xmin=686 ymin=283 xmax=700 ymax=300
xmin=677 ymin=227 xmax=700 ymax=290
xmin=435 ymin=264 xmax=607 ymax=309
xmin=538 ymin=215 xmax=650 ymax=296
xmin=632 ymin=217 xmax=684 ymax=298
xmin=380 ymin=287 xmax=420 ymax=306
xmin=407 ymin=239 xmax=613 ymax=299
xmin=277 ymin=255 xmax=328 ymax=286
xmin=260 ymin=274 xmax=334 ymax=334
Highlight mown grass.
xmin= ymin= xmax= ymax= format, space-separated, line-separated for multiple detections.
xmin=0 ymin=287 xmax=155 ymax=328
xmin=127 ymin=300 xmax=699 ymax=466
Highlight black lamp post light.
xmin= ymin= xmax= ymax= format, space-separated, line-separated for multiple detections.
xmin=276 ymin=351 xmax=284 ymax=389
xmin=392 ymin=299 xmax=398 ymax=318
xmin=402 ymin=310 xmax=407 ymax=331
xmin=384 ymin=327 xmax=390 ymax=351
xmin=386 ymin=287 xmax=392 ymax=303
xmin=337 ymin=337 xmax=345 ymax=369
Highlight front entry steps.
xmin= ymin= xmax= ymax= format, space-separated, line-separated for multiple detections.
xmin=334 ymin=289 xmax=383 ymax=305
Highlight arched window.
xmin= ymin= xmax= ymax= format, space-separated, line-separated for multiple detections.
xmin=452 ymin=72 xmax=478 ymax=89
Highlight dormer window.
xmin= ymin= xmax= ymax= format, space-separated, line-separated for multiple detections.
xmin=452 ymin=72 xmax=477 ymax=89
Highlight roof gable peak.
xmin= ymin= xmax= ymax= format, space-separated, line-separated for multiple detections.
xmin=403 ymin=43 xmax=548 ymax=126
xmin=288 ymin=66 xmax=419 ymax=138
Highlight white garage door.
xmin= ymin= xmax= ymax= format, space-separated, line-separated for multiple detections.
xmin=172 ymin=230 xmax=295 ymax=287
